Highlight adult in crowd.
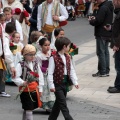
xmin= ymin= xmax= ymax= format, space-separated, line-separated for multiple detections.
xmin=0 ymin=24 xmax=16 ymax=97
xmin=37 ymin=0 xmax=68 ymax=41
xmin=107 ymin=0 xmax=120 ymax=93
xmin=89 ymin=0 xmax=113 ymax=77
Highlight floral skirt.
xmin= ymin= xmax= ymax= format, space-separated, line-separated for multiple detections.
xmin=41 ymin=74 xmax=55 ymax=110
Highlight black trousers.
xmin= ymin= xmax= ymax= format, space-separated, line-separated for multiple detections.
xmin=48 ymin=83 xmax=73 ymax=120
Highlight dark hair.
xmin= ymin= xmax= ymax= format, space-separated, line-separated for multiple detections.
xmin=5 ymin=22 xmax=16 ymax=34
xmin=12 ymin=32 xmax=19 ymax=37
xmin=39 ymin=30 xmax=48 ymax=38
xmin=39 ymin=37 xmax=49 ymax=46
xmin=54 ymin=28 xmax=64 ymax=37
xmin=55 ymin=37 xmax=71 ymax=51
xmin=0 ymin=13 xmax=6 ymax=19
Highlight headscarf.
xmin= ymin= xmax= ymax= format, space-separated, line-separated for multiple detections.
xmin=22 ymin=44 xmax=36 ymax=56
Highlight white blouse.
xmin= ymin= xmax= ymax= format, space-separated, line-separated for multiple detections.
xmin=47 ymin=53 xmax=78 ymax=89
xmin=0 ymin=36 xmax=14 ymax=68
xmin=12 ymin=61 xmax=44 ymax=92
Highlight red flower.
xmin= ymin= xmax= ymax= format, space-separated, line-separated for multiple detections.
xmin=34 ymin=73 xmax=39 ymax=78
xmin=51 ymin=50 xmax=56 ymax=55
xmin=30 ymin=71 xmax=35 ymax=75
xmin=10 ymin=42 xmax=14 ymax=47
xmin=15 ymin=8 xmax=21 ymax=15
xmin=23 ymin=10 xmax=29 ymax=17
xmin=30 ymin=72 xmax=39 ymax=78
xmin=73 ymin=44 xmax=77 ymax=49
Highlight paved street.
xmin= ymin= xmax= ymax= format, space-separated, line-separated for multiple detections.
xmin=1 ymin=18 xmax=120 ymax=120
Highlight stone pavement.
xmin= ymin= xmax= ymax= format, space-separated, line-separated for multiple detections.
xmin=69 ymin=39 xmax=120 ymax=108
xmin=1 ymin=39 xmax=120 ymax=120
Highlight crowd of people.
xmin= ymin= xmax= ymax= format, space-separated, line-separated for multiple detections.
xmin=0 ymin=0 xmax=120 ymax=120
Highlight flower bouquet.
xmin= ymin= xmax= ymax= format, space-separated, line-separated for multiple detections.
xmin=16 ymin=71 xmax=39 ymax=100
xmin=69 ymin=43 xmax=78 ymax=56
xmin=9 ymin=42 xmax=17 ymax=51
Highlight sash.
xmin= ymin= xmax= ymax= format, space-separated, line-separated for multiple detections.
xmin=19 ymin=81 xmax=42 ymax=108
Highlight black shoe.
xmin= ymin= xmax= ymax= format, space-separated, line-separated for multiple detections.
xmin=46 ymin=109 xmax=52 ymax=114
xmin=107 ymin=87 xmax=120 ymax=93
xmin=108 ymin=86 xmax=114 ymax=89
xmin=92 ymin=72 xmax=107 ymax=77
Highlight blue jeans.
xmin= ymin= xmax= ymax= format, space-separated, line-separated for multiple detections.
xmin=114 ymin=50 xmax=120 ymax=90
xmin=96 ymin=36 xmax=110 ymax=74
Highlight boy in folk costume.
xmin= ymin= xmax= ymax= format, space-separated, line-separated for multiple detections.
xmin=0 ymin=24 xmax=16 ymax=97
xmin=37 ymin=0 xmax=68 ymax=41
xmin=48 ymin=37 xmax=79 ymax=120
xmin=3 ymin=7 xmax=23 ymax=41
xmin=12 ymin=44 xmax=44 ymax=120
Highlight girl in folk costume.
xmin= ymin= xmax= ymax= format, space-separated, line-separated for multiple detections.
xmin=36 ymin=37 xmax=55 ymax=112
xmin=12 ymin=32 xmax=23 ymax=66
xmin=51 ymin=28 xmax=64 ymax=50
xmin=0 ymin=23 xmax=16 ymax=97
xmin=48 ymin=37 xmax=79 ymax=120
xmin=12 ymin=44 xmax=44 ymax=120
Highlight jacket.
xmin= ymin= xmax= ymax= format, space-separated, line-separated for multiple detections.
xmin=89 ymin=0 xmax=114 ymax=37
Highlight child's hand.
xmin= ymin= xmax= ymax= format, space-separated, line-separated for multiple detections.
xmin=50 ymin=88 xmax=55 ymax=92
xmin=75 ymin=85 xmax=79 ymax=89
xmin=23 ymin=81 xmax=28 ymax=86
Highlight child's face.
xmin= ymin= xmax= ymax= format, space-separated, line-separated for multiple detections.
xmin=0 ymin=17 xmax=6 ymax=25
xmin=24 ymin=51 xmax=36 ymax=62
xmin=4 ymin=11 xmax=12 ymax=21
xmin=57 ymin=31 xmax=64 ymax=38
xmin=41 ymin=40 xmax=50 ymax=54
xmin=13 ymin=33 xmax=20 ymax=43
xmin=64 ymin=44 xmax=70 ymax=53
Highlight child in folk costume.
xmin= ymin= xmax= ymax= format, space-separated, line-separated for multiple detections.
xmin=0 ymin=23 xmax=15 ymax=97
xmin=65 ymin=1 xmax=76 ymax=21
xmin=12 ymin=44 xmax=44 ymax=120
xmin=30 ymin=31 xmax=43 ymax=50
xmin=75 ymin=0 xmax=86 ymax=17
xmin=51 ymin=28 xmax=65 ymax=50
xmin=48 ymin=37 xmax=79 ymax=120
xmin=36 ymin=37 xmax=55 ymax=112
xmin=12 ymin=32 xmax=23 ymax=66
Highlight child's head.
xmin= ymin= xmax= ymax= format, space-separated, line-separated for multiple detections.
xmin=0 ymin=13 xmax=6 ymax=25
xmin=55 ymin=37 xmax=71 ymax=52
xmin=39 ymin=37 xmax=50 ymax=53
xmin=12 ymin=32 xmax=20 ymax=43
xmin=3 ymin=7 xmax=13 ymax=21
xmin=54 ymin=28 xmax=64 ymax=38
xmin=30 ymin=31 xmax=43 ymax=43
xmin=39 ymin=30 xmax=48 ymax=38
xmin=22 ymin=44 xmax=36 ymax=62
xmin=5 ymin=22 xmax=16 ymax=35
xmin=66 ymin=1 xmax=71 ymax=6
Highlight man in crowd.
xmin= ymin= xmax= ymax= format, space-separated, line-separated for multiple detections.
xmin=88 ymin=0 xmax=113 ymax=77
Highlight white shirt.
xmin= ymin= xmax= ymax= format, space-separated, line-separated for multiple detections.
xmin=5 ymin=19 xmax=23 ymax=41
xmin=37 ymin=2 xmax=68 ymax=31
xmin=0 ymin=35 xmax=14 ymax=68
xmin=47 ymin=53 xmax=78 ymax=89
xmin=12 ymin=61 xmax=44 ymax=92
